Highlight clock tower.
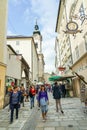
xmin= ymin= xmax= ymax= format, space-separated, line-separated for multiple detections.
xmin=33 ymin=21 xmax=42 ymax=54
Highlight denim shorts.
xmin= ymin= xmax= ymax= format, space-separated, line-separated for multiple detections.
xmin=41 ymin=105 xmax=48 ymax=112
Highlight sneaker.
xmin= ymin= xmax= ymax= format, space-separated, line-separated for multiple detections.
xmin=42 ymin=119 xmax=46 ymax=122
xmin=9 ymin=120 xmax=13 ymax=124
xmin=61 ymin=110 xmax=64 ymax=114
xmin=16 ymin=117 xmax=18 ymax=119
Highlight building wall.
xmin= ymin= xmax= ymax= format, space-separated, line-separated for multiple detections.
xmin=55 ymin=37 xmax=61 ymax=75
xmin=7 ymin=38 xmax=32 ymax=69
xmin=32 ymin=40 xmax=38 ymax=82
xmin=44 ymin=73 xmax=51 ymax=84
xmin=33 ymin=34 xmax=42 ymax=54
xmin=0 ymin=63 xmax=6 ymax=109
xmin=69 ymin=0 xmax=87 ymax=97
xmin=38 ymin=54 xmax=44 ymax=81
xmin=0 ymin=0 xmax=7 ymax=64
xmin=55 ymin=0 xmax=73 ymax=75
xmin=7 ymin=37 xmax=38 ymax=82
xmin=0 ymin=0 xmax=8 ymax=109
xmin=6 ymin=46 xmax=21 ymax=79
xmin=55 ymin=0 xmax=87 ymax=97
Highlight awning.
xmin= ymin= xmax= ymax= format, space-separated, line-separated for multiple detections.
xmin=49 ymin=75 xmax=62 ymax=81
xmin=49 ymin=75 xmax=75 ymax=81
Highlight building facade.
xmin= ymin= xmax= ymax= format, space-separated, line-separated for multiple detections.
xmin=7 ymin=36 xmax=38 ymax=84
xmin=55 ymin=37 xmax=61 ymax=75
xmin=55 ymin=0 xmax=73 ymax=75
xmin=55 ymin=0 xmax=87 ymax=97
xmin=0 ymin=0 xmax=8 ymax=109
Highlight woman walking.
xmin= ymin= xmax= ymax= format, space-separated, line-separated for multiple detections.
xmin=29 ymin=86 xmax=36 ymax=109
xmin=53 ymin=82 xmax=64 ymax=113
xmin=9 ymin=86 xmax=21 ymax=124
xmin=38 ymin=85 xmax=49 ymax=122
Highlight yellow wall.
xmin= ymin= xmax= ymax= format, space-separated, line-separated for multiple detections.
xmin=0 ymin=63 xmax=6 ymax=109
xmin=0 ymin=0 xmax=8 ymax=108
xmin=0 ymin=0 xmax=8 ymax=63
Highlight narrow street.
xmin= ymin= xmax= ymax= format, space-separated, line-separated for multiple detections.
xmin=0 ymin=93 xmax=87 ymax=130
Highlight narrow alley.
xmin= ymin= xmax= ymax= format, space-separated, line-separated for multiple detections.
xmin=0 ymin=93 xmax=87 ymax=130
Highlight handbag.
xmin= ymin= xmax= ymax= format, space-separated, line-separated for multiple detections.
xmin=40 ymin=97 xmax=47 ymax=106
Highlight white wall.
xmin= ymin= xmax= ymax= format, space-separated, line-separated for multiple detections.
xmin=7 ymin=37 xmax=39 ymax=82
xmin=32 ymin=40 xmax=38 ymax=82
xmin=7 ymin=38 xmax=32 ymax=70
xmin=6 ymin=46 xmax=21 ymax=79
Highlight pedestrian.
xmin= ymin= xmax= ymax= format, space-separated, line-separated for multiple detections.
xmin=53 ymin=82 xmax=64 ymax=113
xmin=38 ymin=85 xmax=49 ymax=122
xmin=29 ymin=85 xmax=36 ymax=109
xmin=61 ymin=83 xmax=66 ymax=98
xmin=36 ymin=85 xmax=41 ymax=110
xmin=20 ymin=84 xmax=25 ymax=107
xmin=25 ymin=87 xmax=29 ymax=102
xmin=9 ymin=86 xmax=21 ymax=124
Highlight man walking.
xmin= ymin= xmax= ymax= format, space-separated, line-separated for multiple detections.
xmin=53 ymin=82 xmax=64 ymax=113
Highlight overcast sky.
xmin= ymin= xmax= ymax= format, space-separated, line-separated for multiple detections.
xmin=7 ymin=0 xmax=59 ymax=73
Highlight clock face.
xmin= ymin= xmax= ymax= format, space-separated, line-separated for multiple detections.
xmin=66 ymin=21 xmax=78 ymax=31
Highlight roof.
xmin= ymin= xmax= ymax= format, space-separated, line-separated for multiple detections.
xmin=7 ymin=45 xmax=17 ymax=55
xmin=7 ymin=35 xmax=33 ymax=39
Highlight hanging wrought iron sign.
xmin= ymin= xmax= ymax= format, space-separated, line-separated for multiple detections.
xmin=66 ymin=21 xmax=78 ymax=31
xmin=63 ymin=21 xmax=82 ymax=36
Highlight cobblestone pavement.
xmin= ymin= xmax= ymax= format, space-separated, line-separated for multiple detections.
xmin=0 ymin=100 xmax=38 ymax=130
xmin=0 ymin=93 xmax=87 ymax=130
xmin=35 ymin=93 xmax=87 ymax=130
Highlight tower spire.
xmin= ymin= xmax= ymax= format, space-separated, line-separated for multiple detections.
xmin=33 ymin=20 xmax=40 ymax=35
xmin=36 ymin=19 xmax=37 ymax=25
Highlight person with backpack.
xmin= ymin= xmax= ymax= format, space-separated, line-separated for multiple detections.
xmin=53 ymin=82 xmax=64 ymax=113
xmin=9 ymin=86 xmax=21 ymax=124
xmin=38 ymin=85 xmax=49 ymax=122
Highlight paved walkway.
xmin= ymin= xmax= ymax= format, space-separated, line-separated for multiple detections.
xmin=35 ymin=93 xmax=87 ymax=130
xmin=0 ymin=93 xmax=87 ymax=130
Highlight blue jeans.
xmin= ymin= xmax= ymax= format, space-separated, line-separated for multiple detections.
xmin=30 ymin=96 xmax=35 ymax=108
xmin=10 ymin=104 xmax=19 ymax=122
